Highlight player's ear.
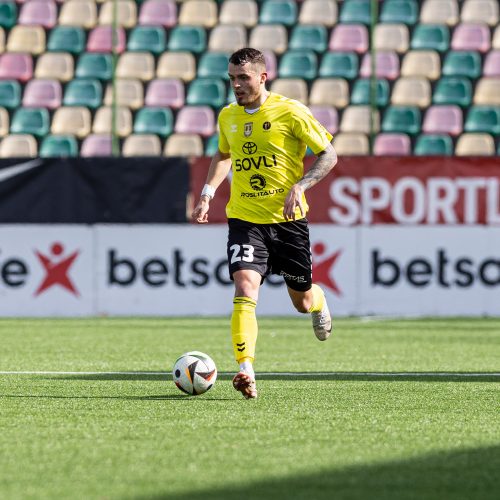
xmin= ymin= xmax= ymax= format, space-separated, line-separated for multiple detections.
xmin=260 ymin=71 xmax=268 ymax=84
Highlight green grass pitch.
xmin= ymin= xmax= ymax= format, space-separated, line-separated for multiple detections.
xmin=0 ymin=317 xmax=499 ymax=500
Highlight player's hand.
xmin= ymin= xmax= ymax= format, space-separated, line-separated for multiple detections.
xmin=283 ymin=184 xmax=305 ymax=221
xmin=192 ymin=197 xmax=210 ymax=224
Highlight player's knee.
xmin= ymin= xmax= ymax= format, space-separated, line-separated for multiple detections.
xmin=291 ymin=295 xmax=312 ymax=314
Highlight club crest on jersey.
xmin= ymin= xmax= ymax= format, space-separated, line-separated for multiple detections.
xmin=244 ymin=122 xmax=253 ymax=137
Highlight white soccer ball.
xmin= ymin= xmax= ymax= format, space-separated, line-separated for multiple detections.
xmin=172 ymin=351 xmax=217 ymax=396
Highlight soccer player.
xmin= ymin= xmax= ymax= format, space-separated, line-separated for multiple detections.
xmin=192 ymin=48 xmax=337 ymax=399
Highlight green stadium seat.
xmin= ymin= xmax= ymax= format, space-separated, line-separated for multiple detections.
xmin=380 ymin=0 xmax=418 ymax=25
xmin=168 ymin=25 xmax=206 ymax=53
xmin=197 ymin=52 xmax=230 ymax=80
xmin=40 ymin=135 xmax=79 ymax=157
xmin=0 ymin=1 xmax=17 ymax=29
xmin=319 ymin=52 xmax=359 ymax=80
xmin=10 ymin=107 xmax=50 ymax=138
xmin=339 ymin=0 xmax=372 ymax=25
xmin=63 ymin=78 xmax=103 ymax=109
xmin=414 ymin=134 xmax=453 ymax=155
xmin=127 ymin=26 xmax=166 ymax=55
xmin=186 ymin=78 xmax=226 ymax=108
xmin=433 ymin=77 xmax=472 ymax=107
xmin=411 ymin=24 xmax=450 ymax=53
xmin=442 ymin=51 xmax=482 ymax=79
xmin=351 ymin=78 xmax=390 ymax=106
xmin=289 ymin=25 xmax=327 ymax=53
xmin=259 ymin=0 xmax=297 ymax=27
xmin=205 ymin=134 xmax=219 ymax=156
xmin=76 ymin=53 xmax=113 ymax=80
xmin=382 ymin=106 xmax=421 ymax=135
xmin=464 ymin=106 xmax=500 ymax=135
xmin=0 ymin=80 xmax=21 ymax=110
xmin=278 ymin=50 xmax=318 ymax=80
xmin=47 ymin=26 xmax=86 ymax=54
xmin=133 ymin=107 xmax=174 ymax=138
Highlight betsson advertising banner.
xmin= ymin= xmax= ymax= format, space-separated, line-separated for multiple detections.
xmin=0 ymin=225 xmax=498 ymax=317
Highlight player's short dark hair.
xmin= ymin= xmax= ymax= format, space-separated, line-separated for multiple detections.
xmin=229 ymin=48 xmax=266 ymax=69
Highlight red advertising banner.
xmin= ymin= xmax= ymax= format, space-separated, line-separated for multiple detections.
xmin=190 ymin=156 xmax=500 ymax=225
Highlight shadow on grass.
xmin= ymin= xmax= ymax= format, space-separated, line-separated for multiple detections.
xmin=136 ymin=444 xmax=500 ymax=500
xmin=0 ymin=394 xmax=231 ymax=401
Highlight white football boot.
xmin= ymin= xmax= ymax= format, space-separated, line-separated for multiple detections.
xmin=311 ymin=299 xmax=332 ymax=341
xmin=232 ymin=371 xmax=258 ymax=399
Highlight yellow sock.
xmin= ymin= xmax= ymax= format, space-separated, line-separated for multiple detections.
xmin=231 ymin=297 xmax=258 ymax=363
xmin=307 ymin=284 xmax=325 ymax=313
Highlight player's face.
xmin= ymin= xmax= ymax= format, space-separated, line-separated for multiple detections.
xmin=228 ymin=62 xmax=267 ymax=109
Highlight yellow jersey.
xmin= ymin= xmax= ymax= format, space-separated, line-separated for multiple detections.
xmin=218 ymin=92 xmax=333 ymax=224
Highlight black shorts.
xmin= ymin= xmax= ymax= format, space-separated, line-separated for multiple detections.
xmin=227 ymin=218 xmax=312 ymax=292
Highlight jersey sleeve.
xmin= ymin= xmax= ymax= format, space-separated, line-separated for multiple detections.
xmin=217 ymin=109 xmax=230 ymax=154
xmin=291 ymin=104 xmax=333 ymax=155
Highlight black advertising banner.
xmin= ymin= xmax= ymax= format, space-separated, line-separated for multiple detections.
xmin=0 ymin=157 xmax=189 ymax=223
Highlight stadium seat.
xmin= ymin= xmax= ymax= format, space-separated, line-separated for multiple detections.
xmin=145 ymin=78 xmax=185 ymax=108
xmin=122 ymin=134 xmax=162 ymax=157
xmin=433 ymin=77 xmax=472 ymax=107
xmin=7 ymin=25 xmax=45 ymax=54
xmin=164 ymin=133 xmax=204 ymax=156
xmin=455 ymin=132 xmax=495 ymax=156
xmin=451 ymin=23 xmax=491 ymax=53
xmin=351 ymin=78 xmax=390 ymax=106
xmin=205 ymin=134 xmax=219 ymax=156
xmin=483 ymin=51 xmax=500 ymax=77
xmin=208 ymin=24 xmax=246 ymax=52
xmin=80 ymin=134 xmax=113 ymax=157
xmin=174 ymin=105 xmax=215 ymax=137
xmin=473 ymin=78 xmax=500 ymax=105
xmin=419 ymin=0 xmax=458 ymax=26
xmin=103 ymin=79 xmax=144 ymax=110
xmin=178 ymin=0 xmax=218 ymax=28
xmin=35 ymin=52 xmax=73 ymax=81
xmin=270 ymin=78 xmax=308 ymax=103
xmin=138 ymin=0 xmax=177 ymax=27
xmin=391 ymin=77 xmax=431 ymax=108
xmin=249 ymin=24 xmax=287 ymax=54
xmin=382 ymin=106 xmax=421 ymax=135
xmin=58 ymin=0 xmax=97 ymax=29
xmin=47 ymin=26 xmax=86 ymax=54
xmin=157 ymin=51 xmax=196 ymax=81
xmin=22 ymin=79 xmax=62 ymax=109
xmin=0 ymin=134 xmax=37 ymax=158
xmin=309 ymin=78 xmax=349 ymax=108
xmin=374 ymin=23 xmax=409 ymax=53
xmin=289 ymin=25 xmax=327 ymax=53
xmin=219 ymin=0 xmax=258 ymax=28
xmin=92 ymin=106 xmax=133 ymax=137
xmin=373 ymin=133 xmax=411 ymax=155
xmin=493 ymin=25 xmax=500 ymax=50
xmin=319 ymin=52 xmax=359 ymax=80
xmin=460 ymin=0 xmax=499 ymax=26
xmin=339 ymin=0 xmax=372 ymax=25
xmin=332 ymin=132 xmax=369 ymax=155
xmin=359 ymin=52 xmax=400 ymax=80
xmin=340 ymin=105 xmax=379 ymax=134
xmin=260 ymin=0 xmax=297 ymax=26
xmin=40 ymin=135 xmax=79 ymax=157
xmin=422 ymin=105 xmax=463 ymax=136
xmin=168 ymin=25 xmax=206 ymax=53
xmin=10 ymin=107 xmax=50 ymax=138
xmin=0 ymin=107 xmax=9 ymax=137
xmin=134 ymin=107 xmax=174 ymax=137
xmin=116 ymin=52 xmax=155 ymax=81
xmin=414 ymin=134 xmax=453 ymax=155
xmin=278 ymin=50 xmax=318 ymax=80
xmin=197 ymin=52 xmax=230 ymax=80
xmin=99 ymin=0 xmax=137 ymax=28
xmin=0 ymin=80 xmax=21 ymax=110
xmin=442 ymin=51 xmax=482 ymax=79
xmin=87 ymin=26 xmax=126 ymax=53
xmin=186 ymin=78 xmax=226 ymax=108
xmin=299 ymin=0 xmax=337 ymax=27
xmin=51 ymin=106 xmax=92 ymax=138
xmin=329 ymin=24 xmax=368 ymax=53
xmin=63 ymin=78 xmax=102 ymax=109
xmin=464 ymin=106 xmax=500 ymax=134
xmin=0 ymin=1 xmax=17 ymax=29
xmin=19 ymin=0 xmax=57 ymax=28
xmin=127 ymin=26 xmax=166 ymax=54
xmin=0 ymin=53 xmax=32 ymax=82
xmin=380 ymin=0 xmax=419 ymax=25
xmin=309 ymin=105 xmax=338 ymax=134
xmin=411 ymin=24 xmax=450 ymax=52
xmin=76 ymin=53 xmax=113 ymax=80
xmin=401 ymin=50 xmax=441 ymax=80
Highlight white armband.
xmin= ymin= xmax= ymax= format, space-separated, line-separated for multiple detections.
xmin=201 ymin=184 xmax=216 ymax=199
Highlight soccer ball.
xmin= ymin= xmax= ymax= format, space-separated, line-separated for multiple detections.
xmin=172 ymin=351 xmax=217 ymax=396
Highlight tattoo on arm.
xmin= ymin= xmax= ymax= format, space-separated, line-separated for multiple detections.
xmin=297 ymin=146 xmax=337 ymax=191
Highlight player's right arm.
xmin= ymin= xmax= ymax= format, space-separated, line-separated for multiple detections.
xmin=192 ymin=149 xmax=231 ymax=224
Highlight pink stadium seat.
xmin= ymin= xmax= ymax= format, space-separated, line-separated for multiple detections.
xmin=19 ymin=0 xmax=57 ymax=28
xmin=309 ymin=105 xmax=338 ymax=135
xmin=483 ymin=50 xmax=500 ymax=76
xmin=451 ymin=23 xmax=491 ymax=53
xmin=373 ymin=133 xmax=411 ymax=155
xmin=0 ymin=53 xmax=33 ymax=82
xmin=263 ymin=50 xmax=277 ymax=81
xmin=80 ymin=134 xmax=113 ymax=157
xmin=139 ymin=0 xmax=177 ymax=27
xmin=360 ymin=52 xmax=400 ymax=80
xmin=22 ymin=79 xmax=62 ymax=109
xmin=145 ymin=78 xmax=185 ymax=108
xmin=174 ymin=105 xmax=215 ymax=137
xmin=87 ymin=26 xmax=126 ymax=53
xmin=422 ymin=105 xmax=463 ymax=136
xmin=329 ymin=24 xmax=368 ymax=53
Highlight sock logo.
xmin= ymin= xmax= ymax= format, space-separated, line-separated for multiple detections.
xmin=236 ymin=342 xmax=246 ymax=352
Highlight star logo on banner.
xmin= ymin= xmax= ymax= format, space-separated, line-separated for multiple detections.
xmin=311 ymin=242 xmax=342 ymax=296
xmin=34 ymin=242 xmax=80 ymax=297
